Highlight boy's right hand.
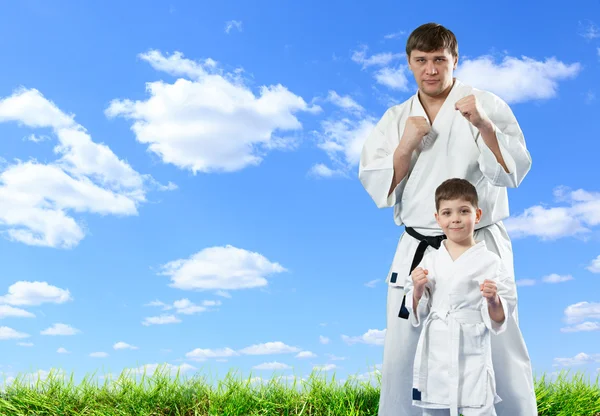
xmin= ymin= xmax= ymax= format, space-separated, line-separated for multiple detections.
xmin=411 ymin=267 xmax=429 ymax=298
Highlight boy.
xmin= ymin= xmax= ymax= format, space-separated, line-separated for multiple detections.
xmin=404 ymin=178 xmax=517 ymax=416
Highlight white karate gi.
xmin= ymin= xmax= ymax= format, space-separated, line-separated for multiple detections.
xmin=358 ymin=78 xmax=538 ymax=415
xmin=404 ymin=240 xmax=517 ymax=416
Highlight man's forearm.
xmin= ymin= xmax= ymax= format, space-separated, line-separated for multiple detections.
xmin=478 ymin=120 xmax=509 ymax=173
xmin=488 ymin=297 xmax=505 ymax=324
xmin=388 ymin=145 xmax=412 ymax=197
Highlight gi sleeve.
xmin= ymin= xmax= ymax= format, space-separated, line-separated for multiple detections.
xmin=404 ymin=258 xmax=432 ymax=327
xmin=358 ymin=108 xmax=408 ymax=210
xmin=481 ymin=260 xmax=517 ymax=335
xmin=475 ymin=92 xmax=532 ymax=188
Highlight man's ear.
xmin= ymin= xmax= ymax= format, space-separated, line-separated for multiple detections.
xmin=453 ymin=54 xmax=458 ymax=70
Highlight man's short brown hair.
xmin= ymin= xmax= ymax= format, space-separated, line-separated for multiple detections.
xmin=406 ymin=23 xmax=458 ymax=58
xmin=435 ymin=178 xmax=478 ymax=211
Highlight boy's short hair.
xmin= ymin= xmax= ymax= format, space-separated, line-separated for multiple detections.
xmin=405 ymin=23 xmax=458 ymax=58
xmin=435 ymin=178 xmax=478 ymax=211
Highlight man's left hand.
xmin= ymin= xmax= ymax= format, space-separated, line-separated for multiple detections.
xmin=455 ymin=95 xmax=491 ymax=129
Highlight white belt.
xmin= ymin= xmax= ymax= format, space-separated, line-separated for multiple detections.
xmin=414 ymin=308 xmax=484 ymax=416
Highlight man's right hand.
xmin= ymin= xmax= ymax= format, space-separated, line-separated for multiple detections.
xmin=399 ymin=116 xmax=431 ymax=152
xmin=411 ymin=267 xmax=429 ymax=300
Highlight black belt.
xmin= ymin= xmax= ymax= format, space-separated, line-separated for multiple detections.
xmin=390 ymin=227 xmax=446 ymax=319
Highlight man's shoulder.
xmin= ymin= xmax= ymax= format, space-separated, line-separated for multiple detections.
xmin=456 ymin=78 xmax=507 ymax=108
xmin=382 ymin=97 xmax=413 ymax=117
xmin=373 ymin=97 xmax=414 ymax=130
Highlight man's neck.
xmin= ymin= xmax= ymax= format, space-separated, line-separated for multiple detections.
xmin=418 ymin=78 xmax=456 ymax=108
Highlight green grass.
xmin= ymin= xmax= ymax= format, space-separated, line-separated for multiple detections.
xmin=0 ymin=366 xmax=599 ymax=415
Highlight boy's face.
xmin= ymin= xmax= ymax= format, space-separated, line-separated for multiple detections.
xmin=435 ymin=198 xmax=482 ymax=244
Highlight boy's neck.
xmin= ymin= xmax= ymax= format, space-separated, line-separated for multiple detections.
xmin=444 ymin=237 xmax=477 ymax=260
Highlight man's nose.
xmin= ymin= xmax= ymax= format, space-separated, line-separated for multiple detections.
xmin=426 ymin=61 xmax=437 ymax=75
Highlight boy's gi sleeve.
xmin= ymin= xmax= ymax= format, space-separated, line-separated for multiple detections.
xmin=405 ymin=258 xmax=432 ymax=327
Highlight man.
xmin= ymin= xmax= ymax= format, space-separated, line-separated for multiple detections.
xmin=358 ymin=23 xmax=538 ymax=415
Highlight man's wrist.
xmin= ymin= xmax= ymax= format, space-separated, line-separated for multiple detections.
xmin=475 ymin=118 xmax=494 ymax=134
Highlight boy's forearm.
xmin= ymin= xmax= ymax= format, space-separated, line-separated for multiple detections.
xmin=413 ymin=293 xmax=421 ymax=313
xmin=488 ymin=297 xmax=505 ymax=323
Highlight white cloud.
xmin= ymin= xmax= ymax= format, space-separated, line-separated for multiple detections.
xmin=57 ymin=347 xmax=70 ymax=354
xmin=350 ymin=45 xmax=410 ymax=91
xmin=17 ymin=342 xmax=33 ymax=347
xmin=239 ymin=341 xmax=300 ymax=355
xmin=0 ymin=281 xmax=71 ymax=306
xmin=0 ymin=304 xmax=35 ymax=319
xmin=173 ymin=298 xmax=207 ymax=315
xmin=312 ymin=116 xmax=377 ymax=177
xmin=147 ymin=298 xmax=221 ymax=314
xmin=384 ymin=31 xmax=405 ymax=40
xmin=141 ymin=315 xmax=181 ymax=326
xmin=0 ymin=87 xmax=161 ymax=249
xmin=326 ymin=91 xmax=364 ymax=114
xmin=216 ymin=290 xmax=232 ymax=298
xmin=516 ymin=279 xmax=536 ymax=287
xmin=326 ymin=354 xmax=346 ymax=361
xmin=159 ymin=245 xmax=287 ymax=291
xmin=295 ymin=351 xmax=316 ymax=359
xmin=105 ymin=50 xmax=319 ymax=174
xmin=24 ymin=133 xmax=50 ymax=143
xmin=307 ymin=163 xmax=346 ymax=179
xmin=185 ymin=347 xmax=238 ymax=361
xmin=364 ymin=279 xmax=380 ymax=288
xmin=342 ymin=329 xmax=386 ymax=346
xmin=319 ymin=336 xmax=330 ymax=345
xmin=585 ymin=90 xmax=596 ymax=104
xmin=553 ymin=352 xmax=600 ymax=367
xmin=351 ymin=46 xmax=403 ymax=69
xmin=587 ymin=255 xmax=600 ymax=273
xmin=373 ymin=66 xmax=411 ymax=91
xmin=4 ymin=369 xmax=65 ymax=386
xmin=252 ymin=362 xmax=291 ymax=370
xmin=578 ymin=20 xmax=600 ymax=40
xmin=505 ymin=187 xmax=600 ymax=240
xmin=563 ymin=302 xmax=600 ymax=324
xmin=313 ymin=364 xmax=337 ymax=371
xmin=0 ymin=326 xmax=30 ymax=340
xmin=40 ymin=323 xmax=79 ymax=336
xmin=455 ymin=55 xmax=581 ymax=104
xmin=90 ymin=352 xmax=108 ymax=358
xmin=225 ymin=20 xmax=242 ymax=34
xmin=201 ymin=300 xmax=221 ymax=307
xmin=145 ymin=300 xmax=171 ymax=310
xmin=542 ymin=274 xmax=574 ymax=284
xmin=113 ymin=342 xmax=138 ymax=350
xmin=560 ymin=322 xmax=600 ymax=333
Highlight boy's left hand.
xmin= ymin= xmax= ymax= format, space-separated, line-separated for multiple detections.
xmin=480 ymin=279 xmax=499 ymax=305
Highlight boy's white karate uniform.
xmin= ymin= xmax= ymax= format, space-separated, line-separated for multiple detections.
xmin=358 ymin=78 xmax=538 ymax=415
xmin=405 ymin=240 xmax=517 ymax=416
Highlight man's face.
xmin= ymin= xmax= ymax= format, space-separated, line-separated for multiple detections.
xmin=408 ymin=48 xmax=457 ymax=98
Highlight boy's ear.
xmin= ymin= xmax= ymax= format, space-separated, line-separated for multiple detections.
xmin=475 ymin=208 xmax=482 ymax=223
xmin=435 ymin=212 xmax=440 ymax=226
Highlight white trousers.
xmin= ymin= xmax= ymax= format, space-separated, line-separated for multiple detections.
xmin=377 ymin=224 xmax=538 ymax=416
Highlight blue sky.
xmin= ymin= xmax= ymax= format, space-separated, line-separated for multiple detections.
xmin=1 ymin=0 xmax=599 ymax=387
